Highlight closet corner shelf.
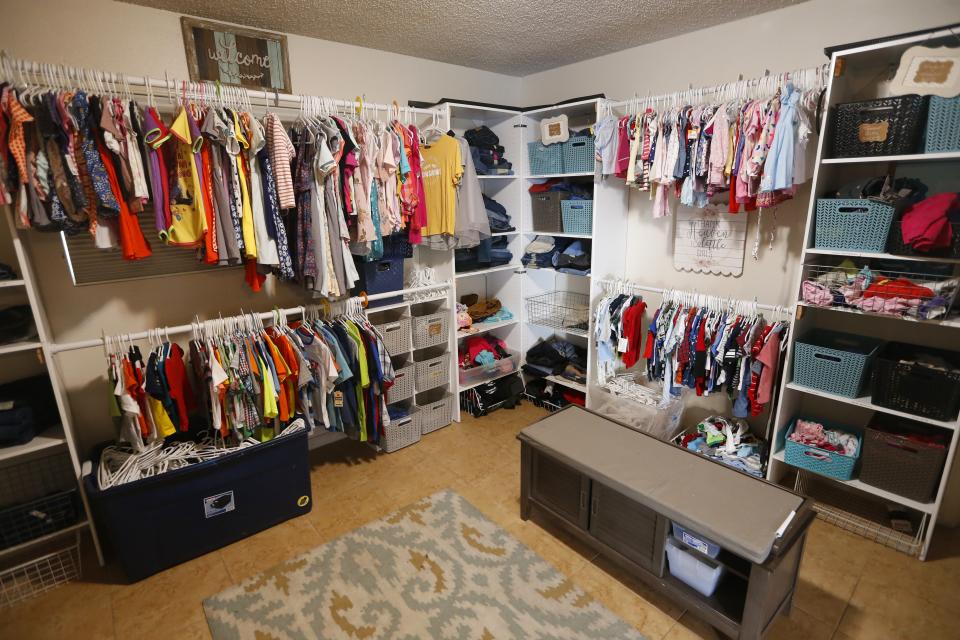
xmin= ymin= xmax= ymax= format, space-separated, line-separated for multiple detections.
xmin=821 ymin=151 xmax=960 ymax=165
xmin=0 ymin=340 xmax=42 ymax=356
xmin=0 ymin=279 xmax=26 ymax=288
xmin=454 ymin=264 xmax=521 ymax=279
xmin=803 ymin=247 xmax=960 ymax=265
xmin=771 ymin=450 xmax=935 ymax=514
xmin=525 ymin=231 xmax=592 ymax=239
xmin=0 ymin=425 xmax=66 ymax=463
xmin=0 ymin=520 xmax=89 ymax=562
xmin=456 ymin=318 xmax=519 ymax=339
xmin=544 ymin=375 xmax=587 ymax=394
xmin=784 ymin=382 xmax=959 ymax=431
xmin=459 ymin=368 xmax=519 ymax=391
xmin=527 ymin=172 xmax=594 ymax=179
xmin=796 ymin=301 xmax=960 ymax=329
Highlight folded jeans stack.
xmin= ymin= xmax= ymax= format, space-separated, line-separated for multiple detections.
xmin=484 ymin=194 xmax=515 ymax=233
xmin=522 ymin=337 xmax=587 ymax=385
xmin=455 ymin=236 xmax=512 ymax=272
xmin=465 ymin=126 xmax=513 ymax=176
xmin=521 ymin=236 xmax=591 ymax=276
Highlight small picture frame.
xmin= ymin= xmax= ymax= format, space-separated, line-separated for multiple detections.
xmin=540 ymin=114 xmax=569 ymax=145
xmin=890 ymin=45 xmax=960 ymax=98
xmin=180 ymin=16 xmax=292 ymax=93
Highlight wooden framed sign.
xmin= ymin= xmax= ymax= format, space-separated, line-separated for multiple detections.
xmin=673 ymin=205 xmax=747 ymax=276
xmin=180 ymin=17 xmax=291 ymax=93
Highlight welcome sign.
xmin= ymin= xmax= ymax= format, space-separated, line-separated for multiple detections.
xmin=181 ymin=17 xmax=292 ymax=93
xmin=673 ymin=205 xmax=747 ymax=276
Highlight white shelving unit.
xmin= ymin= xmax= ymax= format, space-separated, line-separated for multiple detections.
xmin=766 ymin=26 xmax=960 ymax=561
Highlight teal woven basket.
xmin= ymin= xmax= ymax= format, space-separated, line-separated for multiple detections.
xmin=562 ymin=137 xmax=595 ymax=173
xmin=925 ymin=96 xmax=960 ymax=153
xmin=783 ymin=419 xmax=861 ymax=481
xmin=792 ymin=330 xmax=881 ymax=398
xmin=561 ymin=200 xmax=593 ymax=234
xmin=814 ymin=198 xmax=895 ymax=253
xmin=528 ymin=141 xmax=563 ymax=175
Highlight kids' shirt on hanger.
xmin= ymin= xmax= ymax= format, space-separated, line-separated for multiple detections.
xmin=419 ymin=134 xmax=462 ymax=245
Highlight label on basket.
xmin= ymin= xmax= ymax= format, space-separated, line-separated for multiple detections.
xmin=334 ymin=391 xmax=344 ymax=407
xmin=428 ymin=321 xmax=442 ymax=337
xmin=618 ymin=338 xmax=629 ymax=353
xmin=681 ymin=530 xmax=710 ymax=555
xmin=0 ymin=401 xmax=13 ymax=411
xmin=203 ymin=491 xmax=235 ymax=518
xmin=858 ymin=121 xmax=889 ymax=143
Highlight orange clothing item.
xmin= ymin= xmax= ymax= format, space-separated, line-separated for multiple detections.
xmin=199 ymin=143 xmax=219 ymax=264
xmin=96 ymin=138 xmax=151 ymax=260
xmin=122 ymin=359 xmax=149 ymax=437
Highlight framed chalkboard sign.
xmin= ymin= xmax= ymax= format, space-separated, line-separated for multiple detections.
xmin=180 ymin=17 xmax=291 ymax=93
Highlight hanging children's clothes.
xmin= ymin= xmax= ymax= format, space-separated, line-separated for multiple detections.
xmin=419 ymin=133 xmax=462 ymax=250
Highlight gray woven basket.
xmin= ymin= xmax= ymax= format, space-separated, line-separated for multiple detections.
xmin=412 ymin=312 xmax=449 ymax=349
xmin=859 ymin=427 xmax=947 ymax=503
xmin=381 ymin=409 xmax=421 ymax=453
xmin=376 ymin=317 xmax=412 ymax=356
xmin=418 ymin=390 xmax=454 ymax=434
xmin=415 ymin=353 xmax=450 ymax=392
xmin=387 ymin=363 xmax=415 ymax=403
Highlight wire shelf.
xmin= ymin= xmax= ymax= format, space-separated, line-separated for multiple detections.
xmin=0 ymin=489 xmax=80 ymax=551
xmin=794 ymin=470 xmax=925 ymax=557
xmin=0 ymin=452 xmax=75 ymax=509
xmin=0 ymin=535 xmax=82 ymax=608
xmin=801 ymin=262 xmax=959 ymax=322
xmin=525 ymin=291 xmax=590 ymax=335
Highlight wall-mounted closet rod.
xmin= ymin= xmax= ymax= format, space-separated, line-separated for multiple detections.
xmin=0 ymin=52 xmax=443 ymax=119
xmin=596 ymin=278 xmax=793 ymax=316
xmin=49 ymin=283 xmax=451 ymax=354
xmin=605 ymin=64 xmax=828 ymax=110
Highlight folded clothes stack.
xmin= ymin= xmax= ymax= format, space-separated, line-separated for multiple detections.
xmin=456 ymin=296 xmax=515 ymax=334
xmin=484 ymin=195 xmax=514 ymax=233
xmin=899 ymin=192 xmax=960 ymax=253
xmin=521 ymin=236 xmax=591 ymax=276
xmin=0 ymin=375 xmax=59 ymax=447
xmin=522 ymin=337 xmax=586 ymax=385
xmin=528 ymin=179 xmax=592 ymax=200
xmin=455 ymin=236 xmax=512 ymax=273
xmin=459 ymin=334 xmax=513 ymax=372
xmin=675 ymin=415 xmax=765 ymax=478
xmin=465 ymin=125 xmax=513 ymax=176
xmin=789 ymin=419 xmax=859 ymax=456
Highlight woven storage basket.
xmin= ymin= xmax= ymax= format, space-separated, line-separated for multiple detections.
xmin=832 ymin=94 xmax=928 ymax=157
xmin=527 ymin=141 xmax=563 ymax=175
xmin=925 ymin=95 xmax=960 ymax=153
xmin=387 ymin=363 xmax=415 ymax=403
xmin=561 ymin=200 xmax=593 ymax=234
xmin=814 ymin=199 xmax=895 ymax=252
xmin=531 ymin=192 xmax=569 ymax=232
xmin=859 ymin=423 xmax=947 ymax=503
xmin=562 ymin=137 xmax=595 ymax=173
xmin=415 ymin=353 xmax=450 ymax=392
xmin=375 ymin=317 xmax=412 ymax=356
xmin=382 ymin=233 xmax=414 ymax=259
xmin=381 ymin=408 xmax=421 ymax=453
xmin=870 ymin=342 xmax=960 ymax=422
xmin=783 ymin=419 xmax=861 ymax=481
xmin=792 ymin=330 xmax=881 ymax=398
xmin=418 ymin=390 xmax=454 ymax=434
xmin=412 ymin=311 xmax=449 ymax=349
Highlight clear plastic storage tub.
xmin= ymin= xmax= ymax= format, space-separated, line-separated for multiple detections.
xmin=666 ymin=536 xmax=725 ymax=597
xmin=671 ymin=523 xmax=721 ymax=559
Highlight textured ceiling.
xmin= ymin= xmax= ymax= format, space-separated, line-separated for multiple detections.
xmin=122 ymin=0 xmax=807 ymax=76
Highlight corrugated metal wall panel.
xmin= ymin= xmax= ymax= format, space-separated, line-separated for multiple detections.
xmin=63 ymin=210 xmax=240 ymax=285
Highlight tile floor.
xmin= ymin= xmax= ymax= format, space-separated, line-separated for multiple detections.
xmin=2 ymin=402 xmax=959 ymax=639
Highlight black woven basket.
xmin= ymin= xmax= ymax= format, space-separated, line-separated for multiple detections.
xmin=871 ymin=342 xmax=960 ymax=422
xmin=0 ymin=488 xmax=80 ymax=550
xmin=382 ymin=233 xmax=414 ymax=259
xmin=887 ymin=213 xmax=960 ymax=259
xmin=832 ymin=95 xmax=928 ymax=158
xmin=859 ymin=420 xmax=948 ymax=503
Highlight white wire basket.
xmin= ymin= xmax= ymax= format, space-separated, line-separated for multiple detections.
xmin=0 ymin=534 xmax=82 ymax=608
xmin=525 ymin=291 xmax=590 ymax=336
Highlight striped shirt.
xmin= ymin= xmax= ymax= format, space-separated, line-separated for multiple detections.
xmin=264 ymin=113 xmax=296 ymax=209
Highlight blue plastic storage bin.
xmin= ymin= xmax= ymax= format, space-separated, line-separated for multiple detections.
xmin=562 ymin=137 xmax=595 ymax=174
xmin=814 ymin=198 xmax=895 ymax=253
xmin=84 ymin=429 xmax=312 ymax=582
xmin=925 ymin=96 xmax=960 ymax=153
xmin=671 ymin=523 xmax=721 ymax=559
xmin=783 ymin=418 xmax=861 ymax=481
xmin=792 ymin=330 xmax=881 ymax=398
xmin=561 ymin=200 xmax=593 ymax=234
xmin=528 ymin=141 xmax=563 ymax=175
xmin=354 ymin=256 xmax=405 ymax=308
xmin=666 ymin=537 xmax=724 ymax=597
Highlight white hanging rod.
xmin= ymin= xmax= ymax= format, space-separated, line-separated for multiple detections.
xmin=604 ymin=64 xmax=828 ymax=111
xmin=596 ymin=278 xmax=793 ymax=316
xmin=0 ymin=52 xmax=443 ymax=119
xmin=49 ymin=283 xmax=450 ymax=354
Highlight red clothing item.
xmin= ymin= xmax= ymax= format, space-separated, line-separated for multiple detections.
xmin=621 ymin=300 xmax=647 ymax=368
xmin=198 ymin=143 xmax=219 ymax=264
xmin=96 ymin=137 xmax=152 ymax=260
xmin=164 ymin=343 xmax=197 ymax=431
xmin=901 ymin=192 xmax=958 ymax=252
xmin=863 ymin=278 xmax=934 ymax=300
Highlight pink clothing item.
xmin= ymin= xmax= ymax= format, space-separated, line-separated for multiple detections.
xmin=801 ymin=281 xmax=833 ymax=306
xmin=854 ymin=296 xmax=920 ymax=316
xmin=901 ymin=192 xmax=957 ymax=252
xmin=614 ymin=116 xmax=632 ymax=178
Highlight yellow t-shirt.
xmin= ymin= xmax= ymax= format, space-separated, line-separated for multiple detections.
xmin=166 ymin=108 xmax=206 ymax=246
xmin=419 ymin=135 xmax=462 ymax=238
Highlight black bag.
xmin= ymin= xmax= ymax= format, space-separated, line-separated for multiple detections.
xmin=461 ymin=374 xmax=523 ymax=417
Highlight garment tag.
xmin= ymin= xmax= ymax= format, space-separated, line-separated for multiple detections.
xmin=617 ymin=338 xmax=629 ymax=353
xmin=334 ymin=391 xmax=344 ymax=408
xmin=688 ymin=126 xmax=700 ymax=141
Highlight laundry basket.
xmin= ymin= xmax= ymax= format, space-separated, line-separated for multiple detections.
xmin=814 ymin=199 xmax=896 ymax=253
xmin=417 ymin=388 xmax=454 ymax=434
